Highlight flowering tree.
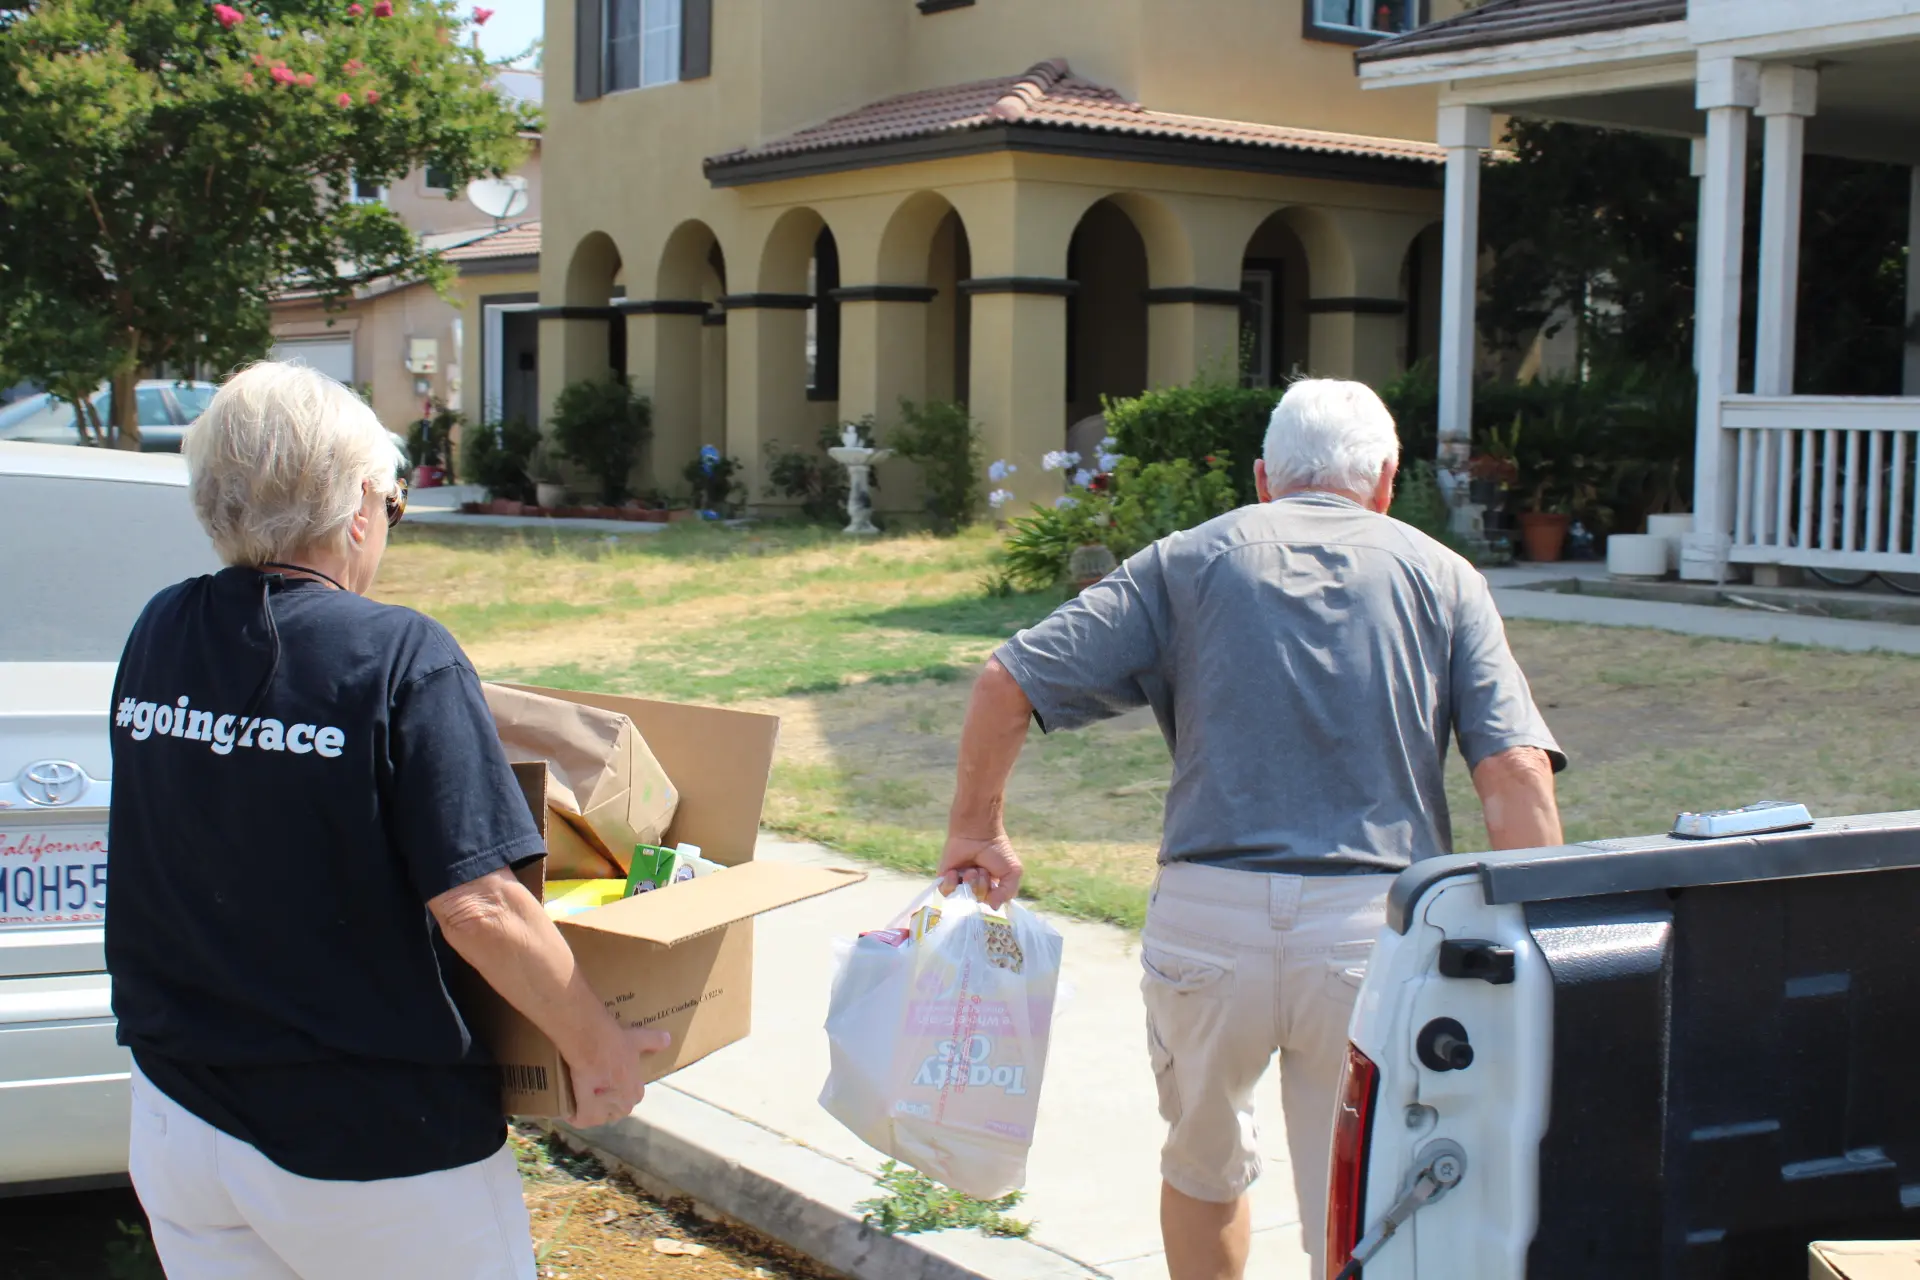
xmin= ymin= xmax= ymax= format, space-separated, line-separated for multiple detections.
xmin=0 ymin=0 xmax=531 ymax=445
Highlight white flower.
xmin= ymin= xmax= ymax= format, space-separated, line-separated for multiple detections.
xmin=988 ymin=488 xmax=1014 ymax=510
xmin=1054 ymin=495 xmax=1078 ymax=510
xmin=1040 ymin=449 xmax=1083 ymax=473
xmin=1071 ymin=468 xmax=1094 ymax=489
xmin=988 ymin=459 xmax=1015 ymax=482
xmin=1096 ymin=451 xmax=1123 ymax=473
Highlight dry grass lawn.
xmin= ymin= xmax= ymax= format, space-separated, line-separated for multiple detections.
xmin=378 ymin=521 xmax=1920 ymax=929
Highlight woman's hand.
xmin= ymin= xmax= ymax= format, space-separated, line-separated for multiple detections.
xmin=565 ymin=1025 xmax=674 ymax=1129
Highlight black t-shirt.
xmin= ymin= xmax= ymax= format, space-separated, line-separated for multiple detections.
xmin=106 ymin=567 xmax=546 ymax=1181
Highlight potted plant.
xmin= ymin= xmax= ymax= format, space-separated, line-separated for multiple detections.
xmin=682 ymin=445 xmax=744 ymax=517
xmin=525 ymin=441 xmax=565 ymax=511
xmin=549 ymin=379 xmax=652 ymax=506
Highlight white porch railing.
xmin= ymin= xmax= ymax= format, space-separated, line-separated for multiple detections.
xmin=1726 ymin=396 xmax=1920 ymax=571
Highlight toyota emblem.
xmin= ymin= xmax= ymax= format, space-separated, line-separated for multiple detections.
xmin=18 ymin=760 xmax=88 ymax=807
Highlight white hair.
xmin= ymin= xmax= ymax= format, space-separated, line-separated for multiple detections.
xmin=1261 ymin=378 xmax=1401 ymax=497
xmin=184 ymin=361 xmax=403 ymax=566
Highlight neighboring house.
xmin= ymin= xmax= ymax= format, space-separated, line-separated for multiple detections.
xmin=268 ymin=68 xmax=544 ymax=440
xmin=537 ymin=0 xmax=1474 ymax=509
xmin=1358 ymin=0 xmax=1920 ymax=582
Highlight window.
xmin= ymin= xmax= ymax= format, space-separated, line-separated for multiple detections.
xmin=424 ymin=165 xmax=454 ymax=192
xmin=352 ymin=176 xmax=386 ymax=203
xmin=1308 ymin=0 xmax=1421 ymax=41
xmin=605 ymin=0 xmax=680 ymax=92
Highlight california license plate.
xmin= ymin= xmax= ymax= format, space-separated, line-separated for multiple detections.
xmin=0 ymin=821 xmax=108 ymax=928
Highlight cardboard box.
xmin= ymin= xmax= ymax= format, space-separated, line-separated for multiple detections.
xmin=467 ymin=685 xmax=865 ymax=1117
xmin=1812 ymin=1241 xmax=1920 ymax=1279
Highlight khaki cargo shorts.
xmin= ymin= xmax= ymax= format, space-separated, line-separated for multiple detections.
xmin=1140 ymin=862 xmax=1391 ymax=1224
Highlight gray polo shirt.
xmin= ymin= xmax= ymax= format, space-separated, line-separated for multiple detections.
xmin=995 ymin=492 xmax=1564 ymax=874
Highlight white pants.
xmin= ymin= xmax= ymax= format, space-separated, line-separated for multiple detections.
xmin=1141 ymin=864 xmax=1392 ymax=1280
xmin=130 ymin=1066 xmax=534 ymax=1280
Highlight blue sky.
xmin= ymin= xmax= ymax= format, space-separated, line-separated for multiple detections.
xmin=475 ymin=0 xmax=542 ymax=66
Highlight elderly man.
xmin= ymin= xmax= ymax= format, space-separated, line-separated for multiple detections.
xmin=940 ymin=379 xmax=1564 ymax=1280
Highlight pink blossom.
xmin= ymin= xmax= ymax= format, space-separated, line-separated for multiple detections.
xmin=346 ymin=2 xmax=362 ymax=12
xmin=241 ymin=71 xmax=255 ymax=85
xmin=296 ymin=71 xmax=315 ymax=85
xmin=344 ymin=58 xmax=363 ymax=75
xmin=364 ymin=88 xmax=380 ymax=103
xmin=269 ymin=65 xmax=295 ymax=84
xmin=251 ymin=51 xmax=265 ymax=64
xmin=212 ymin=3 xmax=244 ymax=29
xmin=472 ymin=6 xmax=493 ymax=22
xmin=372 ymin=0 xmax=392 ymax=15
xmin=336 ymin=91 xmax=352 ymax=106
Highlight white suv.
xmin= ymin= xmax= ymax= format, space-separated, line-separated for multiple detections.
xmin=0 ymin=442 xmax=215 ymax=1191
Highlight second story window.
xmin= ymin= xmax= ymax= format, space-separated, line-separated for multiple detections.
xmin=605 ymin=0 xmax=680 ymax=92
xmin=351 ymin=176 xmax=386 ymax=203
xmin=423 ymin=165 xmax=453 ymax=192
xmin=1308 ymin=0 xmax=1421 ymax=41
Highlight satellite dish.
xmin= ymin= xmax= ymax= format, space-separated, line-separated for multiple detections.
xmin=465 ymin=174 xmax=529 ymax=222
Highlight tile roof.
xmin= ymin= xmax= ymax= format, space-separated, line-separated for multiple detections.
xmin=440 ymin=220 xmax=540 ymax=262
xmin=704 ymin=59 xmax=1446 ymax=176
xmin=1355 ymin=0 xmax=1687 ymax=64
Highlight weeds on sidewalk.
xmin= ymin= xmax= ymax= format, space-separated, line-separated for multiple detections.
xmin=103 ymin=1222 xmax=163 ymax=1280
xmin=855 ymin=1162 xmax=1032 ymax=1239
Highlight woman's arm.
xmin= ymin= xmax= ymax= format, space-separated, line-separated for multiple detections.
xmin=430 ymin=868 xmax=668 ymax=1128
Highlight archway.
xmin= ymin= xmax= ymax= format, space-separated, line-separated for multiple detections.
xmin=1066 ymin=199 xmax=1150 ymax=439
xmin=558 ymin=230 xmax=625 ymax=388
xmin=1400 ymin=223 xmax=1444 ymax=373
xmin=647 ymin=220 xmax=727 ymax=485
xmin=1239 ymin=212 xmax=1314 ymax=386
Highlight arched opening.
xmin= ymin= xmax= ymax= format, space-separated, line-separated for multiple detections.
xmin=1400 ymin=223 xmax=1443 ymax=372
xmin=559 ymin=230 xmax=625 ymax=388
xmin=808 ymin=227 xmax=840 ymax=403
xmin=874 ymin=191 xmax=974 ymax=409
xmin=1066 ymin=198 xmax=1150 ymax=438
xmin=1239 ymin=212 xmax=1313 ymax=386
xmin=649 ymin=221 xmax=728 ymax=484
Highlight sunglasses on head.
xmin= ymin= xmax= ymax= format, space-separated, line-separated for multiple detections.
xmin=386 ymin=474 xmax=408 ymax=528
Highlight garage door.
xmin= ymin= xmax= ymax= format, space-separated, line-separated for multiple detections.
xmin=270 ymin=337 xmax=355 ymax=386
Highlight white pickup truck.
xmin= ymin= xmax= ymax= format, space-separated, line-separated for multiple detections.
xmin=1328 ymin=805 xmax=1920 ymax=1280
xmin=0 ymin=442 xmax=215 ymax=1193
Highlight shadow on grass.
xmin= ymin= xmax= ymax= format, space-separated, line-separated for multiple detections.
xmin=858 ymin=592 xmax=1060 ymax=640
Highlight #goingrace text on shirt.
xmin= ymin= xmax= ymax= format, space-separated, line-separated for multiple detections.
xmin=116 ymin=695 xmax=346 ymax=758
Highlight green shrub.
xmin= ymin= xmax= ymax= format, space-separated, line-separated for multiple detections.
xmin=405 ymin=400 xmax=461 ymax=474
xmin=1388 ymin=459 xmax=1467 ymax=553
xmin=1103 ymin=377 xmax=1283 ymax=505
xmin=889 ymin=397 xmax=981 ymax=533
xmin=459 ymin=416 xmax=541 ymax=504
xmin=682 ymin=444 xmax=744 ymax=514
xmin=998 ymin=454 xmax=1238 ymax=593
xmin=549 ymin=379 xmax=651 ymax=505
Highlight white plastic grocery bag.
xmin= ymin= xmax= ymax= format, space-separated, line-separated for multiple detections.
xmin=819 ymin=882 xmax=1064 ymax=1199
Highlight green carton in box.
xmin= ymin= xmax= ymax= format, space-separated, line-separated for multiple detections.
xmin=468 ymin=685 xmax=865 ymax=1117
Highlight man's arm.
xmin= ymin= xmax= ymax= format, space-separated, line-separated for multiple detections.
xmin=1471 ymin=746 xmax=1563 ymax=850
xmin=939 ymin=657 xmax=1033 ymax=907
xmin=430 ymin=869 xmax=669 ymax=1129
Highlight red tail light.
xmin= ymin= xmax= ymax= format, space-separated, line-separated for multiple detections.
xmin=1326 ymin=1042 xmax=1379 ymax=1279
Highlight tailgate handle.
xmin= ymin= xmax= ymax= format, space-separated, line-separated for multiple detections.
xmin=1439 ymin=939 xmax=1514 ymax=985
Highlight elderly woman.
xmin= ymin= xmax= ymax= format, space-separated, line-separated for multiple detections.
xmin=107 ymin=362 xmax=664 ymax=1278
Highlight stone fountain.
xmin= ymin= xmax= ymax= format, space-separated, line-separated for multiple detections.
xmin=826 ymin=422 xmax=891 ymax=535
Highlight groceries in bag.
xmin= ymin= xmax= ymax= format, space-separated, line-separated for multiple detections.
xmin=819 ymin=883 xmax=1063 ymax=1199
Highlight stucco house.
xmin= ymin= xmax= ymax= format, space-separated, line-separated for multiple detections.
xmin=268 ymin=68 xmax=544 ymax=439
xmin=534 ymin=0 xmax=1477 ymax=510
xmin=1359 ymin=0 xmax=1920 ymax=582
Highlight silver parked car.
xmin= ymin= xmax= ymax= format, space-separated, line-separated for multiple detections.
xmin=0 ymin=441 xmax=218 ymax=1191
xmin=0 ymin=382 xmax=217 ymax=453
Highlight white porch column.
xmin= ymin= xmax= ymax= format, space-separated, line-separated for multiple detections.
xmin=1754 ymin=66 xmax=1818 ymax=397
xmin=1906 ymin=167 xmax=1920 ymax=395
xmin=1682 ymin=59 xmax=1760 ymax=582
xmin=1436 ymin=104 xmax=1492 ymax=504
xmin=1690 ymin=137 xmax=1708 ymax=374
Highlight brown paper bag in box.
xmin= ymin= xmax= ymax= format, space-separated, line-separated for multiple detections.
xmin=483 ymin=682 xmax=679 ymax=879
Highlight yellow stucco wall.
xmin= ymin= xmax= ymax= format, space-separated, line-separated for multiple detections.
xmin=538 ymin=0 xmax=1454 ymax=511
xmin=270 ymin=283 xmax=461 ymax=437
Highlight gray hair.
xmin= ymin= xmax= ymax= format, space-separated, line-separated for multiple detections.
xmin=1261 ymin=378 xmax=1401 ymax=497
xmin=184 ymin=362 xmax=403 ymax=566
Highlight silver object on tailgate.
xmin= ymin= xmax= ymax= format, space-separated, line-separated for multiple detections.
xmin=1670 ymin=800 xmax=1814 ymax=840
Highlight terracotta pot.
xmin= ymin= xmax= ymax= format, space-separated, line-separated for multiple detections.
xmin=458 ymin=501 xmax=483 ymax=515
xmin=1518 ymin=511 xmax=1571 ymax=563
xmin=640 ymin=510 xmax=671 ymax=524
xmin=485 ymin=499 xmax=523 ymax=516
xmin=667 ymin=509 xmax=702 ymax=523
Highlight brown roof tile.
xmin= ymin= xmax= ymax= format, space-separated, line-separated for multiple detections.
xmin=1355 ymin=0 xmax=1686 ymax=64
xmin=441 ymin=220 xmax=540 ymax=262
xmin=704 ymin=60 xmax=1446 ymax=175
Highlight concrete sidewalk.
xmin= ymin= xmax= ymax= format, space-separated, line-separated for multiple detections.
xmin=1483 ymin=562 xmax=1920 ymax=654
xmin=567 ymin=837 xmax=1313 ymax=1280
